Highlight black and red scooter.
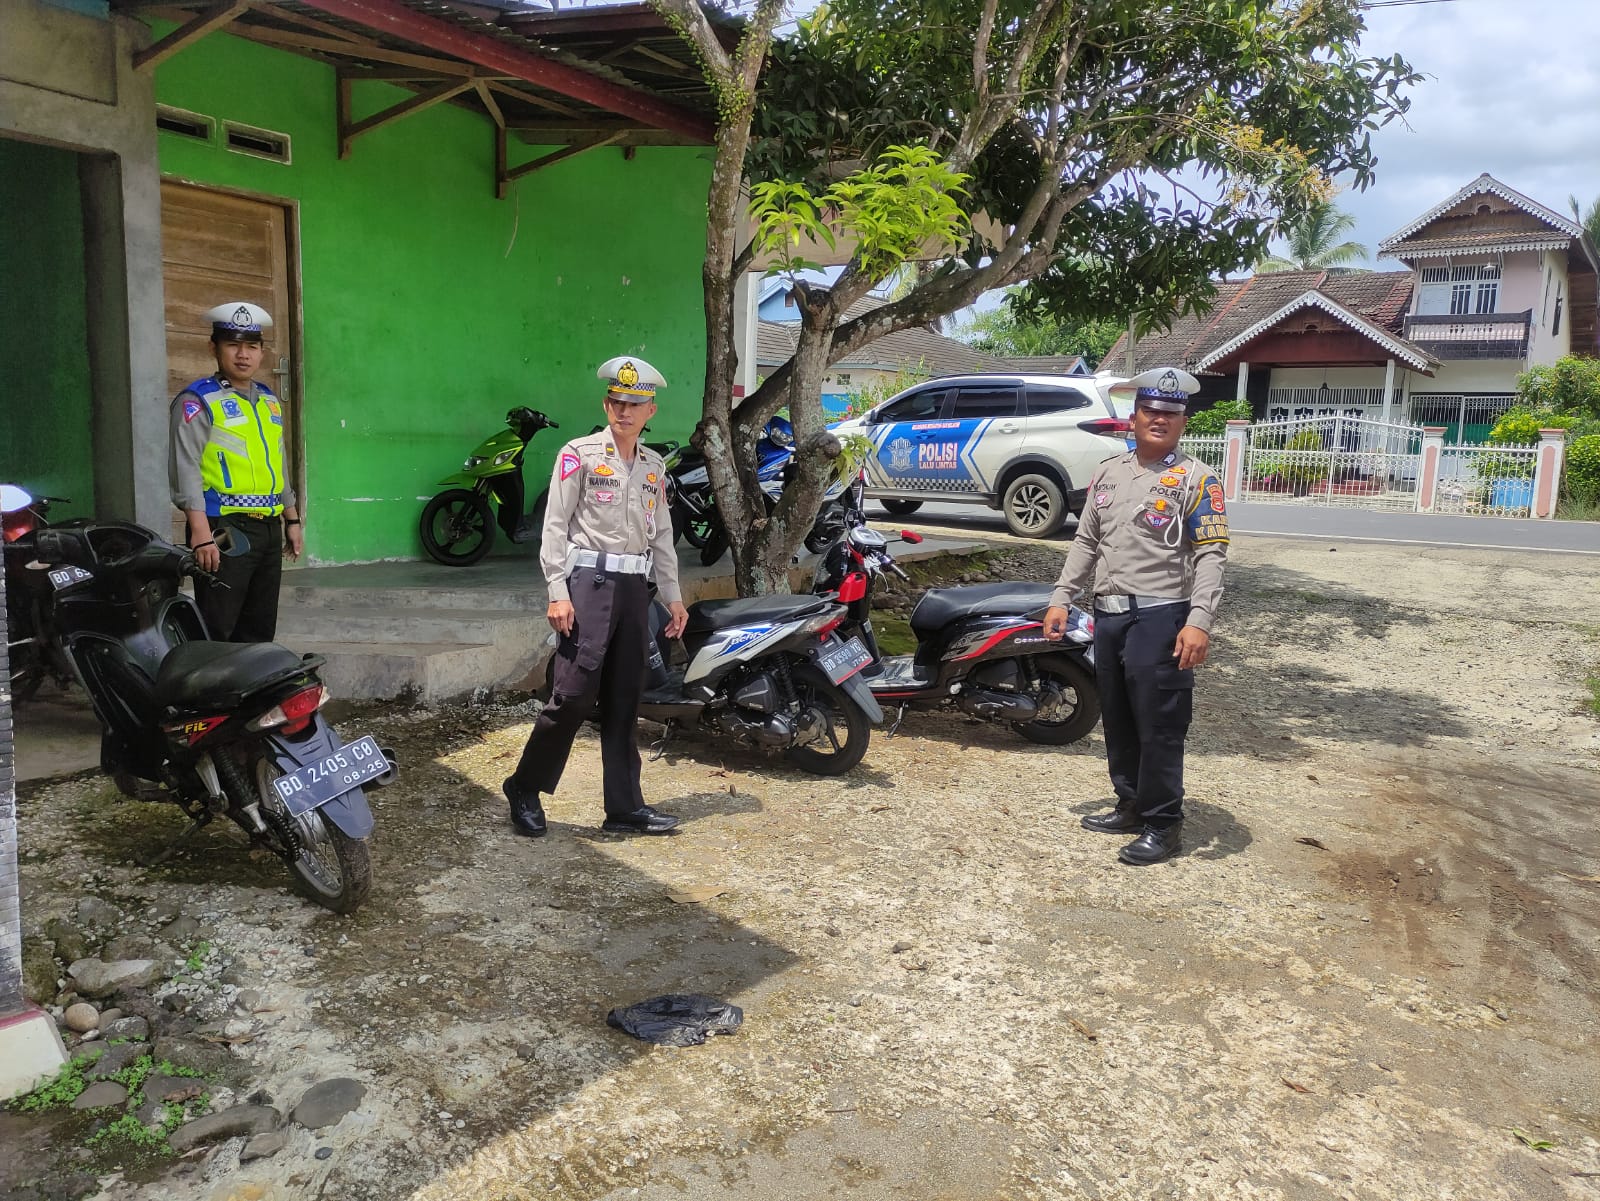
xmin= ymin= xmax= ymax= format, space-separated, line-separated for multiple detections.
xmin=809 ymin=479 xmax=1100 ymax=744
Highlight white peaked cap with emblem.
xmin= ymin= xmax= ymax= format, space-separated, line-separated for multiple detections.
xmin=204 ymin=301 xmax=273 ymax=341
xmin=597 ymin=355 xmax=666 ymax=402
xmin=1110 ymin=367 xmax=1200 ymax=413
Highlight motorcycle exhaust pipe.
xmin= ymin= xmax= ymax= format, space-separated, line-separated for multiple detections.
xmin=956 ymin=689 xmax=1039 ymax=722
xmin=713 ymin=708 xmax=795 ymax=748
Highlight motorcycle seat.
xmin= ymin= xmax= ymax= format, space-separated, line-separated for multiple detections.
xmin=155 ymin=640 xmax=305 ymax=707
xmin=909 ymin=582 xmax=1053 ymax=635
xmin=685 ymin=593 xmax=831 ymax=635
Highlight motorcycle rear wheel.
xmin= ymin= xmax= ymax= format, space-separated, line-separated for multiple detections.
xmin=420 ymin=488 xmax=495 ymax=566
xmin=783 ymin=663 xmax=870 ymax=776
xmin=252 ymin=755 xmax=372 ymax=914
xmin=1012 ymin=654 xmax=1100 ymax=745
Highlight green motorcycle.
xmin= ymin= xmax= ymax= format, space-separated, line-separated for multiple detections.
xmin=418 ymin=407 xmax=560 ymax=566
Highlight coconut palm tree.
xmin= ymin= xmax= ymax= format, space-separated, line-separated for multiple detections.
xmin=1569 ymin=194 xmax=1600 ymax=247
xmin=1256 ymin=201 xmax=1368 ymax=273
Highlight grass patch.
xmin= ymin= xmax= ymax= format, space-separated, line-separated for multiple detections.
xmin=1555 ymin=495 xmax=1600 ymax=523
xmin=7 ymin=1055 xmax=91 ymax=1112
xmin=1584 ymin=674 xmax=1600 ymax=719
xmin=182 ymin=940 xmax=213 ymax=975
xmin=868 ymin=614 xmax=918 ymax=657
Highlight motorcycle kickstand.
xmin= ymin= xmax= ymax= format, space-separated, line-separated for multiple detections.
xmin=649 ymin=720 xmax=678 ymax=762
xmin=140 ymin=812 xmax=213 ymax=868
xmin=885 ymin=704 xmax=908 ymax=738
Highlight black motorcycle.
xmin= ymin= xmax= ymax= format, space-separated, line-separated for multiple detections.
xmin=3 ymin=484 xmax=73 ymax=701
xmin=544 ymin=589 xmax=883 ymax=776
xmin=21 ymin=519 xmax=394 ymax=912
xmin=810 ymin=488 xmax=1100 ymax=744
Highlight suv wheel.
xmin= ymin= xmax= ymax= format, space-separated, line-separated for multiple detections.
xmin=1002 ymin=472 xmax=1066 ymax=538
xmin=880 ymin=499 xmax=923 ymax=516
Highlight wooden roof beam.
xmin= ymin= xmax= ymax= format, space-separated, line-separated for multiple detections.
xmin=298 ymin=0 xmax=715 ymax=143
xmin=230 ymin=21 xmax=481 ymax=74
xmin=134 ymin=0 xmax=250 ymax=71
xmin=504 ymin=133 xmax=626 ymax=185
xmin=487 ymin=82 xmax=584 ymax=121
xmin=338 ymin=74 xmax=475 ymax=158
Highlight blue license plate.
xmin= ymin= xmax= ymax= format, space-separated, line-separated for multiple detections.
xmin=271 ymin=735 xmax=388 ymax=816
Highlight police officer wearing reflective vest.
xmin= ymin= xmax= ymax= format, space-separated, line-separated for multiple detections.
xmin=168 ymin=302 xmax=302 ymax=642
xmin=1043 ymin=368 xmax=1229 ymax=866
xmin=503 ymin=356 xmax=689 ymax=838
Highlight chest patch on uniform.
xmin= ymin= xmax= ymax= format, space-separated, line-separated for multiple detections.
xmin=182 ymin=398 xmax=203 ymax=424
xmin=220 ymin=398 xmax=244 ymax=421
xmin=1142 ymin=510 xmax=1172 ymax=531
xmin=559 ymin=452 xmax=581 ymax=480
xmin=1159 ymin=474 xmax=1180 ymax=487
xmin=593 ymin=489 xmax=618 ymax=504
xmin=646 ymin=472 xmax=658 ymax=485
xmin=1162 ymin=452 xmax=1177 ymax=466
xmin=1170 ymin=465 xmax=1188 ymax=475
xmin=592 ymin=463 xmax=616 ymax=477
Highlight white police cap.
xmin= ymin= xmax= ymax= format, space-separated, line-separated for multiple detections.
xmin=1110 ymin=367 xmax=1199 ymax=413
xmin=204 ymin=301 xmax=273 ymax=341
xmin=597 ymin=355 xmax=665 ymax=402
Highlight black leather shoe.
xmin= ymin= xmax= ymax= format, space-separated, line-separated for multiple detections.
xmin=503 ymin=777 xmax=548 ymax=838
xmin=1081 ymin=808 xmax=1143 ymax=834
xmin=601 ymin=805 xmax=680 ymax=835
xmin=1118 ymin=823 xmax=1183 ymax=866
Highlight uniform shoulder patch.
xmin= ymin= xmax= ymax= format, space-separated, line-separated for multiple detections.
xmin=559 ymin=452 xmax=582 ymax=480
xmin=181 ymin=397 xmax=204 ymax=423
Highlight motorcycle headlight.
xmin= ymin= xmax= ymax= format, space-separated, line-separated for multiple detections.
xmin=464 ymin=455 xmax=486 ymax=469
xmin=492 ymin=449 xmax=518 ymax=466
xmin=766 ymin=422 xmax=793 ymax=448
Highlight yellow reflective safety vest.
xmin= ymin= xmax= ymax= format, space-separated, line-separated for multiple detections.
xmin=187 ymin=377 xmax=287 ymax=517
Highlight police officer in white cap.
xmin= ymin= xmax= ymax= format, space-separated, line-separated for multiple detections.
xmin=503 ymin=356 xmax=688 ymax=837
xmin=1043 ymin=368 xmax=1230 ymax=865
xmin=169 ymin=301 xmax=302 ymax=642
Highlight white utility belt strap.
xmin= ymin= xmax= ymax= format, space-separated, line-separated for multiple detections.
xmin=1095 ymin=594 xmax=1186 ymax=614
xmin=566 ymin=548 xmax=652 ymax=575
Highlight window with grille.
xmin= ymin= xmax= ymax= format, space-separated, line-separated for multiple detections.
xmin=1418 ymin=263 xmax=1499 ymax=316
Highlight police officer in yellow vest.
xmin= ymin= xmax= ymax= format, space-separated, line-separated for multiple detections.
xmin=168 ymin=301 xmax=302 ymax=642
xmin=503 ymin=355 xmax=689 ymax=838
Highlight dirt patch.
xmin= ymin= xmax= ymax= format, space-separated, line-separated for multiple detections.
xmin=8 ymin=534 xmax=1600 ymax=1200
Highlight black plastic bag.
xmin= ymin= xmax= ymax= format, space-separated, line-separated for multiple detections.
xmin=606 ymin=994 xmax=744 ymax=1046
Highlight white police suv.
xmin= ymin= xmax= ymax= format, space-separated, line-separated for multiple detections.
xmin=830 ymin=374 xmax=1132 ymax=537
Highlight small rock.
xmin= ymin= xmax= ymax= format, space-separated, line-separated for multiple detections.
xmin=101 ymin=934 xmax=154 ymax=963
xmin=63 ymin=1003 xmax=100 ymax=1033
xmin=98 ymin=1007 xmax=124 ymax=1027
xmin=74 ymin=1043 xmax=107 ymax=1066
xmin=890 ymin=941 xmax=913 ymax=954
xmin=71 ymin=1081 xmax=129 ymax=1109
xmin=236 ymin=989 xmax=262 ymax=1013
xmin=68 ymin=958 xmax=159 ymax=999
xmin=143 ymin=1073 xmax=204 ymax=1105
xmin=162 ymin=993 xmax=190 ymax=1014
xmin=824 ymin=926 xmax=841 ymax=938
xmin=291 ymin=1078 xmax=367 ymax=1129
xmin=75 ymin=897 xmax=122 ymax=929
xmin=168 ymin=1104 xmax=280 ymax=1154
xmin=426 ymin=918 xmax=462 ymax=936
xmin=84 ymin=1042 xmax=141 ymax=1080
xmin=976 ymin=934 xmax=995 ymax=946
xmin=21 ymin=937 xmax=59 ymax=1005
xmin=103 ymin=1016 xmax=150 ymax=1042
xmin=45 ymin=918 xmax=92 ymax=966
xmin=159 ymin=916 xmax=201 ymax=941
xmin=240 ymin=1131 xmax=287 ymax=1162
xmin=315 ymin=1146 xmax=334 ymax=1161
xmin=152 ymin=1034 xmax=233 ymax=1076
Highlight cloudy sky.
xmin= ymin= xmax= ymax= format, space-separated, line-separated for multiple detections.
xmin=1311 ymin=0 xmax=1600 ymax=260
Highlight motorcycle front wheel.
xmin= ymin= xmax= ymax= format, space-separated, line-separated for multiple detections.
xmin=672 ymin=498 xmax=713 ymax=549
xmin=783 ymin=663 xmax=870 ymax=776
xmin=1013 ymin=654 xmax=1100 ymax=745
xmin=252 ymin=755 xmax=372 ymax=914
xmin=420 ymin=488 xmax=495 ymax=566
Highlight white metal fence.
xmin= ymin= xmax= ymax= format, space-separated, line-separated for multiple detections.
xmin=1242 ymin=415 xmax=1424 ymax=512
xmin=1177 ymin=435 xmax=1225 ymax=474
xmin=1431 ymin=443 xmax=1540 ymax=517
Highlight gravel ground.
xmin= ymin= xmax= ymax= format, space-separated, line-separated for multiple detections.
xmin=8 ymin=531 xmax=1600 ymax=1201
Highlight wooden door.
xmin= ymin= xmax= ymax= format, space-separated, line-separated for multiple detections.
xmin=160 ymin=182 xmax=298 ymax=540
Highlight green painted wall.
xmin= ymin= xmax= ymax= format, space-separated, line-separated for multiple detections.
xmin=0 ymin=138 xmax=96 ymax=517
xmin=152 ymin=27 xmax=711 ymax=563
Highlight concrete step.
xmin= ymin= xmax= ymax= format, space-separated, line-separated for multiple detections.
xmin=274 ymin=604 xmax=545 ymax=650
xmin=281 ymin=582 xmax=541 ymax=611
xmin=290 ymin=638 xmax=543 ymax=704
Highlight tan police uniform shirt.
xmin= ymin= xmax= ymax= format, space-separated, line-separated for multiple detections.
xmin=539 ymin=430 xmax=681 ymax=605
xmin=1049 ymin=448 xmax=1229 ymax=632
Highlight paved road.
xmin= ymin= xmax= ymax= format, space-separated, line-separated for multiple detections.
xmin=877 ymin=499 xmax=1600 ymax=555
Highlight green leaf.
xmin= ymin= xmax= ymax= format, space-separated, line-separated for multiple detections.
xmin=1511 ymin=1128 xmax=1557 ymax=1152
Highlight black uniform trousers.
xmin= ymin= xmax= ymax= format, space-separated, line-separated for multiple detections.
xmin=193 ymin=514 xmax=283 ymax=643
xmin=511 ymin=570 xmax=650 ymax=816
xmin=1092 ymin=600 xmax=1194 ymax=829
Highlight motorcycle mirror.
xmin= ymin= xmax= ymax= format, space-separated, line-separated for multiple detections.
xmin=901 ymin=530 xmax=924 ymax=544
